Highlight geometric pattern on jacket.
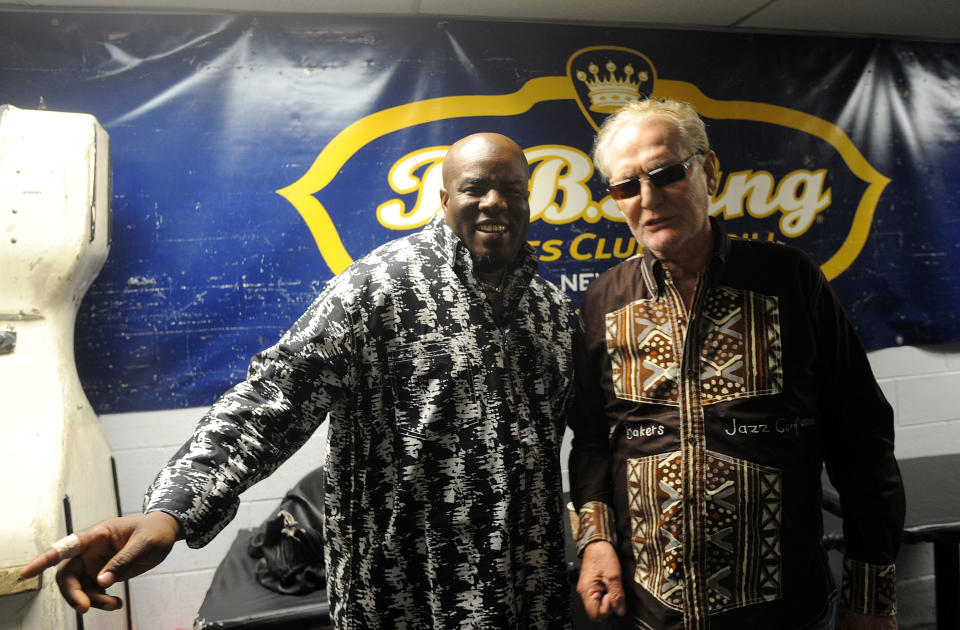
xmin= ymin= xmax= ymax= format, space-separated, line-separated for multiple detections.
xmin=145 ymin=213 xmax=579 ymax=629
xmin=605 ymin=286 xmax=783 ymax=406
xmin=609 ymin=285 xmax=785 ymax=616
xmin=627 ymin=450 xmax=781 ymax=614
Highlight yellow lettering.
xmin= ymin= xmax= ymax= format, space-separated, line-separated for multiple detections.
xmin=526 ymin=145 xmax=596 ymax=223
xmin=612 ymin=236 xmax=637 ymax=258
xmin=599 ymin=195 xmax=625 ymax=222
xmin=594 ymin=237 xmax=612 ymax=260
xmin=539 ymin=239 xmax=563 ymax=262
xmin=377 ymin=147 xmax=832 ymax=241
xmin=377 ymin=147 xmax=446 ymax=229
xmin=709 ymin=170 xmax=777 ymax=219
xmin=709 ymin=168 xmax=831 ymax=238
xmin=775 ymin=169 xmax=831 ymax=237
xmin=570 ymin=233 xmax=595 ymax=261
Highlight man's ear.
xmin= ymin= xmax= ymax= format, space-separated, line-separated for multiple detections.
xmin=439 ymin=188 xmax=449 ymax=213
xmin=703 ymin=150 xmax=720 ymax=196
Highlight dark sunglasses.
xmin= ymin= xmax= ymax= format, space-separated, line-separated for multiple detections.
xmin=608 ymin=152 xmax=703 ymax=200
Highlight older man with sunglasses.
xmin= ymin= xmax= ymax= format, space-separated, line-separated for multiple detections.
xmin=568 ymin=99 xmax=904 ymax=630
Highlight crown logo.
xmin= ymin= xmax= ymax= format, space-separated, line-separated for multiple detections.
xmin=576 ymin=60 xmax=647 ymax=113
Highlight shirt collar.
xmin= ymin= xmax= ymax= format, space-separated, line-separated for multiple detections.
xmin=640 ymin=215 xmax=729 ymax=298
xmin=428 ymin=211 xmax=461 ymax=266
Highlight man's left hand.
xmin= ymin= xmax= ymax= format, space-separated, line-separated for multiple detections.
xmin=838 ymin=607 xmax=898 ymax=629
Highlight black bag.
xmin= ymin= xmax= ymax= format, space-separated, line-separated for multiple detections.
xmin=247 ymin=466 xmax=327 ymax=595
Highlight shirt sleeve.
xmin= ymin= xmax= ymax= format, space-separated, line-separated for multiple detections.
xmin=567 ymin=290 xmax=617 ymax=552
xmin=574 ymin=500 xmax=617 ymax=556
xmin=143 ymin=278 xmax=356 ymax=548
xmin=812 ymin=262 xmax=905 ymax=615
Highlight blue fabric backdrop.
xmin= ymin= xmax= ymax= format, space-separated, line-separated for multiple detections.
xmin=1 ymin=11 xmax=958 ymax=412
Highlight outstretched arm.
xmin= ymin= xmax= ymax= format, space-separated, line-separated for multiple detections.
xmin=20 ymin=511 xmax=180 ymax=613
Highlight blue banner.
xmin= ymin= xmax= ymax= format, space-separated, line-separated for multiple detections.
xmin=1 ymin=11 xmax=958 ymax=412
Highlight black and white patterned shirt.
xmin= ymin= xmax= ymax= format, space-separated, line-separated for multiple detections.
xmin=145 ymin=213 xmax=579 ymax=629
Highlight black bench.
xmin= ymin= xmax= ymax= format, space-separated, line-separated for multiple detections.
xmin=822 ymin=454 xmax=960 ymax=630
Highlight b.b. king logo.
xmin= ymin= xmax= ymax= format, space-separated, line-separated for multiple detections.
xmin=277 ymin=46 xmax=887 ymax=287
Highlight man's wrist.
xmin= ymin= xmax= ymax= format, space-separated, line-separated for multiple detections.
xmin=840 ymin=557 xmax=897 ymax=616
xmin=144 ymin=509 xmax=185 ymax=541
xmin=576 ymin=500 xmax=616 ymax=556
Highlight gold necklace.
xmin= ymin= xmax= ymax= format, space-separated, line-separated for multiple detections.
xmin=479 ymin=280 xmax=503 ymax=294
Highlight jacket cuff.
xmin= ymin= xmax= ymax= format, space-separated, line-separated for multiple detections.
xmin=575 ymin=500 xmax=616 ymax=556
xmin=840 ymin=557 xmax=897 ymax=616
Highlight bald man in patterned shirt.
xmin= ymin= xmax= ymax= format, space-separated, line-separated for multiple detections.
xmin=24 ymin=132 xmax=580 ymax=629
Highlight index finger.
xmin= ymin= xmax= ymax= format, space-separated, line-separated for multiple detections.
xmin=20 ymin=533 xmax=83 ymax=579
xmin=20 ymin=547 xmax=61 ymax=579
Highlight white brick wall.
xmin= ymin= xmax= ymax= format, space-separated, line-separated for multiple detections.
xmin=870 ymin=345 xmax=960 ymax=458
xmin=98 ymin=408 xmax=327 ymax=630
xmin=97 ymin=344 xmax=960 ymax=630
